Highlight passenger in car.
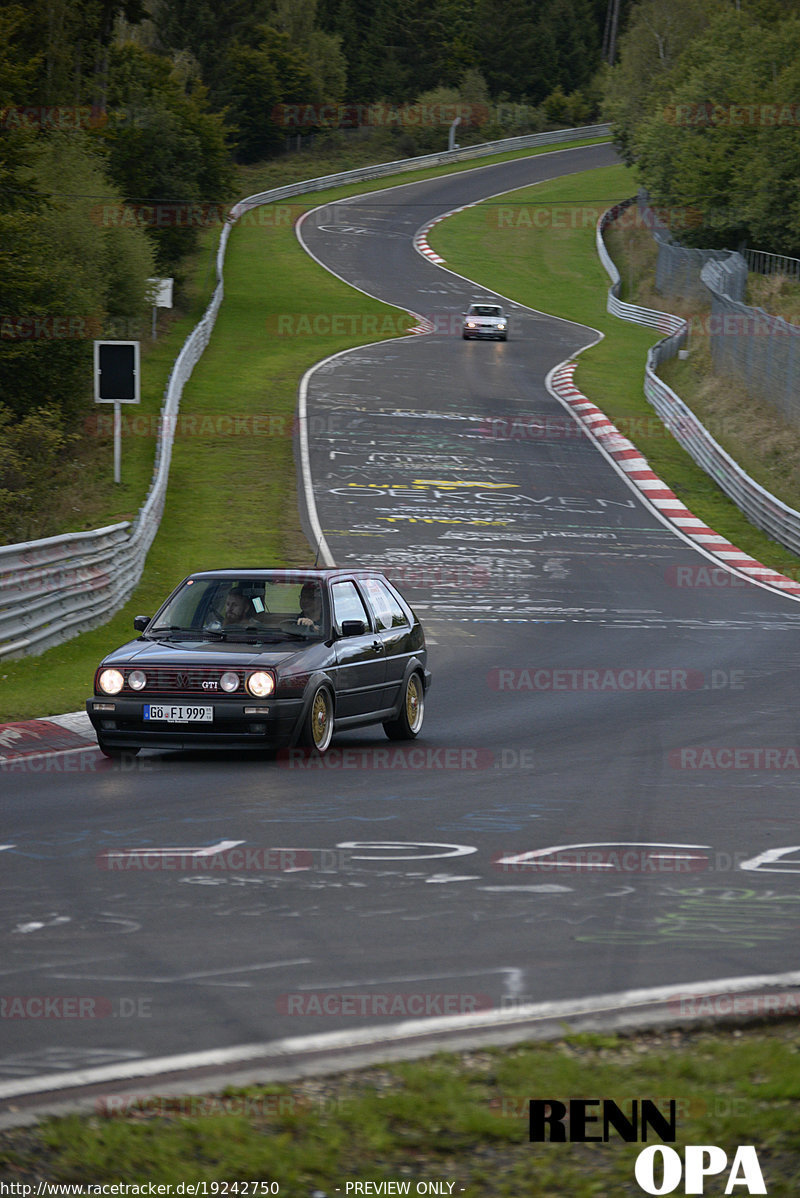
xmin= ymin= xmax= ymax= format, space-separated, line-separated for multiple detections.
xmin=223 ymin=588 xmax=255 ymax=625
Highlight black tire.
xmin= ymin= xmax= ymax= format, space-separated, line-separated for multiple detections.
xmin=97 ymin=740 xmax=140 ymax=759
xmin=383 ymin=672 xmax=424 ymax=741
xmin=299 ymin=685 xmax=334 ymax=753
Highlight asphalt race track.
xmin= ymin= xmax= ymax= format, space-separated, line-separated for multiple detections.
xmin=4 ymin=142 xmax=800 ymax=1113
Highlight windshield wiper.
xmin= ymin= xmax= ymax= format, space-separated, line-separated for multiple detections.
xmin=145 ymin=624 xmax=190 ymax=639
xmin=147 ymin=626 xmax=225 ymax=641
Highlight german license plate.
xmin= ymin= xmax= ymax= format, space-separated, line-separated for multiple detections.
xmin=144 ymin=705 xmax=213 ymax=723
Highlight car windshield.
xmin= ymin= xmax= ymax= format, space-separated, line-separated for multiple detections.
xmin=469 ymin=305 xmax=502 ymax=316
xmin=147 ymin=577 xmax=327 ymax=641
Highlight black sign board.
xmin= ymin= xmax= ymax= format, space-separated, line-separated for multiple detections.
xmin=94 ymin=340 xmax=140 ymax=403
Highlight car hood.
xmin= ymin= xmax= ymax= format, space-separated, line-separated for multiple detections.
xmin=100 ymin=637 xmax=312 ymax=670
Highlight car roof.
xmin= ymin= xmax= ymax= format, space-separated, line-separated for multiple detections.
xmin=184 ymin=569 xmax=389 ymax=582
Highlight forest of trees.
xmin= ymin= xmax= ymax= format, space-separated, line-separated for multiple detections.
xmin=1 ymin=0 xmax=799 ymax=541
xmin=605 ymin=0 xmax=800 ymax=255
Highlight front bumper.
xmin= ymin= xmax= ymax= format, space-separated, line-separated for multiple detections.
xmin=463 ymin=324 xmax=506 ymax=338
xmin=86 ymin=695 xmax=304 ymax=750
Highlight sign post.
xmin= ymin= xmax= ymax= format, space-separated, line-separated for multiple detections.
xmin=93 ymin=340 xmax=140 ymax=483
xmin=146 ymin=277 xmax=174 ymax=340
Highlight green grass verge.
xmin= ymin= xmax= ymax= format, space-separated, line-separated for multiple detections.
xmin=2 ymin=1023 xmax=800 ymax=1192
xmin=428 ymin=165 xmax=800 ymax=582
xmin=0 ymin=136 xmax=608 ymax=722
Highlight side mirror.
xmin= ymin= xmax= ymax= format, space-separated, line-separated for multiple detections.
xmin=340 ymin=619 xmax=367 ymax=638
xmin=133 ymin=615 xmax=151 ymax=632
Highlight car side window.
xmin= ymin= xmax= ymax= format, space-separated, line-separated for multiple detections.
xmin=331 ymin=581 xmax=371 ymax=633
xmin=362 ymin=578 xmax=408 ymax=630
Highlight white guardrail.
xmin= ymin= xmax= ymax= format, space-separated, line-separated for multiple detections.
xmin=0 ymin=125 xmax=611 ymax=660
xmin=597 ymin=198 xmax=800 ymax=558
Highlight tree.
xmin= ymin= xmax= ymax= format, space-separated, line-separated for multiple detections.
xmin=1 ymin=134 xmax=155 ymax=423
xmin=734 ymin=17 xmax=800 ymax=254
xmin=603 ymin=0 xmax=723 ymax=162
xmin=381 ymin=0 xmax=454 ymax=99
xmin=0 ymin=5 xmax=41 ymax=213
xmin=321 ymin=0 xmax=397 ymax=100
xmin=13 ymin=0 xmax=147 ymax=107
xmin=0 ymin=130 xmax=157 ymax=541
xmin=0 ymin=403 xmax=74 ymax=542
xmin=474 ymin=0 xmax=551 ymax=101
xmin=306 ymin=29 xmax=347 ymax=104
xmin=474 ymin=0 xmax=601 ymax=105
xmin=630 ymin=8 xmax=800 ymax=256
xmin=102 ymin=44 xmax=232 ymax=264
xmin=267 ymin=0 xmax=347 ymax=103
xmin=215 ymin=27 xmax=313 ymax=162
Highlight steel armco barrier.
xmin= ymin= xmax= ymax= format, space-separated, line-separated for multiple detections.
xmin=598 ymin=200 xmax=800 ymax=559
xmin=598 ymin=200 xmax=687 ymax=341
xmin=0 ymin=524 xmax=133 ymax=659
xmin=0 ymin=125 xmax=611 ymax=660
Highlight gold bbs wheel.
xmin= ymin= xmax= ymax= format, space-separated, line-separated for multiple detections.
xmin=302 ymin=685 xmax=334 ymax=753
xmin=384 ymin=672 xmax=424 ymax=741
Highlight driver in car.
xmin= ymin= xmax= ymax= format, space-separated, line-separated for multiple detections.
xmin=295 ymin=582 xmax=322 ymax=633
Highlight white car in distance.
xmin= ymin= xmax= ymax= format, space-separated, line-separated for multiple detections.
xmin=462 ymin=302 xmax=508 ymax=341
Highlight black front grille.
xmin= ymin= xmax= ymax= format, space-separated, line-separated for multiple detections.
xmin=122 ymin=666 xmax=237 ymax=695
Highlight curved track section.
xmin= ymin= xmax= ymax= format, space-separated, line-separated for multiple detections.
xmin=4 ymin=144 xmax=800 ymax=1114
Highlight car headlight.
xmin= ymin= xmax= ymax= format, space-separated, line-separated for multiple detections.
xmin=128 ymin=670 xmax=147 ymax=691
xmin=246 ymin=670 xmax=275 ymax=698
xmin=98 ymin=668 xmax=124 ymax=695
xmin=497 ymin=322 xmax=506 ymax=330
xmin=466 ymin=321 xmax=476 ymax=328
xmin=220 ymin=671 xmax=240 ymax=693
